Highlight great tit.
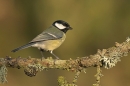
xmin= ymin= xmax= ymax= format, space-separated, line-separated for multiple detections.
xmin=11 ymin=20 xmax=72 ymax=59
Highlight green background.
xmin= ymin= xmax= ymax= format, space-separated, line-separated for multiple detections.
xmin=0 ymin=0 xmax=130 ymax=86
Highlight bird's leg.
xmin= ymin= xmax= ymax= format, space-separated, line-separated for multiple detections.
xmin=40 ymin=49 xmax=45 ymax=60
xmin=49 ymin=50 xmax=60 ymax=59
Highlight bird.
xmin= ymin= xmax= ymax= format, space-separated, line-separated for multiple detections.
xmin=11 ymin=20 xmax=72 ymax=59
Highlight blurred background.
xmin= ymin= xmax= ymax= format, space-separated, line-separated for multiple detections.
xmin=0 ymin=0 xmax=130 ymax=86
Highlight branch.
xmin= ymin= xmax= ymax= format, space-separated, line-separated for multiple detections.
xmin=0 ymin=37 xmax=130 ymax=85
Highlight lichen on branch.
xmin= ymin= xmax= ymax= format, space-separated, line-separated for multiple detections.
xmin=0 ymin=37 xmax=130 ymax=84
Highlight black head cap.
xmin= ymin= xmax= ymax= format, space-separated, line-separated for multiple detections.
xmin=53 ymin=20 xmax=72 ymax=33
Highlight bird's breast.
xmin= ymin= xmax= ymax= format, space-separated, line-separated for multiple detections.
xmin=32 ymin=34 xmax=66 ymax=51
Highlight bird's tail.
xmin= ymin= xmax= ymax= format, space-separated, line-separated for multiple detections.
xmin=11 ymin=42 xmax=36 ymax=52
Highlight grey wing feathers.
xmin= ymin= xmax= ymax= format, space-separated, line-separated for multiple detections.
xmin=31 ymin=26 xmax=64 ymax=42
xmin=11 ymin=42 xmax=36 ymax=52
xmin=31 ymin=32 xmax=63 ymax=42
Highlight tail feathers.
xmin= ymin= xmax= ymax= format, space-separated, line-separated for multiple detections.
xmin=11 ymin=42 xmax=36 ymax=52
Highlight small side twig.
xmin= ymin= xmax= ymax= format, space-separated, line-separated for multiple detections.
xmin=93 ymin=65 xmax=103 ymax=86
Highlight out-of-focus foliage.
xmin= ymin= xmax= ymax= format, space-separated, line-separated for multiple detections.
xmin=0 ymin=0 xmax=130 ymax=86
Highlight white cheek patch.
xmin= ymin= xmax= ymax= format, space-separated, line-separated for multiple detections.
xmin=55 ymin=23 xmax=66 ymax=29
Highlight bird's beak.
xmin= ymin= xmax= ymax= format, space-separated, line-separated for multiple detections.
xmin=69 ymin=27 xmax=73 ymax=30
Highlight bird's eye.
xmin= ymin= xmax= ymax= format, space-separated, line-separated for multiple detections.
xmin=63 ymin=23 xmax=69 ymax=27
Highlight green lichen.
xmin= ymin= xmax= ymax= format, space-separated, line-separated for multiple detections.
xmin=58 ymin=76 xmax=77 ymax=86
xmin=0 ymin=65 xmax=8 ymax=83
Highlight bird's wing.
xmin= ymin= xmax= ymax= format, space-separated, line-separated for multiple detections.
xmin=30 ymin=32 xmax=63 ymax=43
